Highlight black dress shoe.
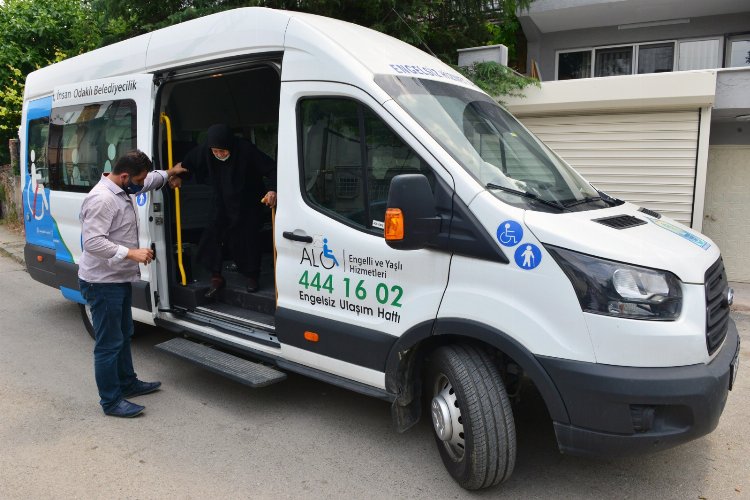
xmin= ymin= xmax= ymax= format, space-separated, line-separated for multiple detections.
xmin=246 ymin=277 xmax=259 ymax=293
xmin=122 ymin=380 xmax=162 ymax=398
xmin=104 ymin=399 xmax=144 ymax=418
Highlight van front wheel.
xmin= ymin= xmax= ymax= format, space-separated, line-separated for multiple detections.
xmin=79 ymin=303 xmax=95 ymax=340
xmin=427 ymin=344 xmax=516 ymax=490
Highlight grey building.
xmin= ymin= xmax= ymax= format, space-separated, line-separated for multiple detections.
xmin=509 ymin=0 xmax=750 ymax=281
xmin=519 ymin=0 xmax=750 ymax=81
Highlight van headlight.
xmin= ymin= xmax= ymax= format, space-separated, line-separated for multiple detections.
xmin=547 ymin=246 xmax=682 ymax=320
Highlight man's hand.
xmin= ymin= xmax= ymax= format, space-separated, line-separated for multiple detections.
xmin=168 ymin=176 xmax=183 ymax=189
xmin=169 ymin=163 xmax=189 ymax=178
xmin=261 ymin=191 xmax=277 ymax=207
xmin=127 ymin=248 xmax=154 ymax=264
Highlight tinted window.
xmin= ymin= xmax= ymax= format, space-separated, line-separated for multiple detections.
xmin=595 ymin=46 xmax=633 ymax=77
xmin=27 ymin=117 xmax=50 ymax=184
xmin=638 ymin=43 xmax=674 ymax=74
xmin=299 ymin=98 xmax=432 ymax=231
xmin=558 ymin=51 xmax=592 ymax=80
xmin=49 ymin=100 xmax=137 ymax=192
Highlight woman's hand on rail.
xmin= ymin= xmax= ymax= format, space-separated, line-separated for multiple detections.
xmin=261 ymin=191 xmax=277 ymax=207
xmin=167 ymin=163 xmax=189 ymax=189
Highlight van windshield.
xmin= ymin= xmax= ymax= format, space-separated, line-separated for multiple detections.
xmin=375 ymin=75 xmax=603 ymax=211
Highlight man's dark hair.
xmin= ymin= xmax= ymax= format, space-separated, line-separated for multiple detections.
xmin=112 ymin=150 xmax=152 ymax=176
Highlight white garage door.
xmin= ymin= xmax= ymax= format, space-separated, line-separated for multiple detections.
xmin=518 ymin=110 xmax=700 ymax=226
xmin=703 ymin=146 xmax=750 ymax=282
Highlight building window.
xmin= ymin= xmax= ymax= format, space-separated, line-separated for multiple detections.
xmin=638 ymin=42 xmax=675 ymax=74
xmin=595 ymin=46 xmax=633 ymax=77
xmin=678 ymin=39 xmax=720 ymax=70
xmin=726 ymin=33 xmax=750 ymax=68
xmin=558 ymin=51 xmax=592 ymax=80
xmin=556 ymin=38 xmax=727 ymax=79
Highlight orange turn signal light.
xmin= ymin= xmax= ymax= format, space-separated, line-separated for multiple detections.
xmin=384 ymin=208 xmax=404 ymax=241
xmin=304 ymin=331 xmax=319 ymax=342
xmin=37 ymin=255 xmax=44 ymax=262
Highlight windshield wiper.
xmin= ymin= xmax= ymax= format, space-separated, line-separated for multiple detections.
xmin=597 ymin=189 xmax=621 ymax=206
xmin=562 ymin=195 xmax=602 ymax=208
xmin=562 ymin=189 xmax=622 ymax=208
xmin=486 ymin=183 xmax=567 ymax=212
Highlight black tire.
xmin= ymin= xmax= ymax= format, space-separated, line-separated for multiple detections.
xmin=426 ymin=344 xmax=516 ymax=490
xmin=79 ymin=303 xmax=95 ymax=340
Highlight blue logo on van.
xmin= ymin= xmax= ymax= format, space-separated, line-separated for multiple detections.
xmin=514 ymin=244 xmax=542 ymax=270
xmin=322 ymin=238 xmax=339 ymax=267
xmin=136 ymin=192 xmax=148 ymax=206
xmin=497 ymin=220 xmax=523 ymax=247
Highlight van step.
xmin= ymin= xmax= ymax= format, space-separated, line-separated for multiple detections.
xmin=155 ymin=337 xmax=286 ymax=388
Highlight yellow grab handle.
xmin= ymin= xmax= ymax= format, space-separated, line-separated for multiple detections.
xmin=160 ymin=113 xmax=187 ymax=286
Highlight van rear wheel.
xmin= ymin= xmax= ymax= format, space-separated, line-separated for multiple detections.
xmin=427 ymin=344 xmax=516 ymax=490
xmin=79 ymin=303 xmax=95 ymax=340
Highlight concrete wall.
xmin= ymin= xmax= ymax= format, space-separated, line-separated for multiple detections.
xmin=522 ymin=12 xmax=750 ymax=81
xmin=710 ymin=122 xmax=750 ymax=145
xmin=504 ymin=69 xmax=717 ymax=115
xmin=711 ymin=69 xmax=750 ymax=145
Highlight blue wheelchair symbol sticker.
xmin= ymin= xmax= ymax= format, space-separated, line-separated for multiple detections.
xmin=514 ymin=243 xmax=542 ymax=270
xmin=496 ymin=220 xmax=523 ymax=247
xmin=136 ymin=193 xmax=148 ymax=206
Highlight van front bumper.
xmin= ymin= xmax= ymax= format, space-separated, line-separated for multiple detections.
xmin=538 ymin=318 xmax=740 ymax=458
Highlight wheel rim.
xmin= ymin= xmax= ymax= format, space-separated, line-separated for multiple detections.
xmin=431 ymin=373 xmax=465 ymax=461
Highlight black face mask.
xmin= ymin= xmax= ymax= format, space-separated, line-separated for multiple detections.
xmin=126 ymin=182 xmax=144 ymax=194
xmin=120 ymin=175 xmax=143 ymax=194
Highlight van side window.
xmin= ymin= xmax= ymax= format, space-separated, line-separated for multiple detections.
xmin=299 ymin=98 xmax=433 ymax=231
xmin=49 ymin=99 xmax=137 ymax=193
xmin=27 ymin=117 xmax=50 ymax=184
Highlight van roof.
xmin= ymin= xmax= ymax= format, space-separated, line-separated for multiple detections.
xmin=24 ymin=7 xmax=473 ymax=101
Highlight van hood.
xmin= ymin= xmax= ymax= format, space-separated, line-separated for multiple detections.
xmin=524 ymin=202 xmax=720 ymax=284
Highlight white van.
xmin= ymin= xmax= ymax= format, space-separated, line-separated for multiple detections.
xmin=20 ymin=7 xmax=740 ymax=490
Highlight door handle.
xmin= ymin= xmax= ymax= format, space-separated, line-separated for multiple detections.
xmin=283 ymin=231 xmax=313 ymax=243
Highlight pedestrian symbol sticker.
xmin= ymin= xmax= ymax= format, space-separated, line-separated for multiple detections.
xmin=136 ymin=193 xmax=148 ymax=206
xmin=497 ymin=220 xmax=523 ymax=247
xmin=514 ymin=244 xmax=542 ymax=270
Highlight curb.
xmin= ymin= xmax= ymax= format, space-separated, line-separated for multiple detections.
xmin=0 ymin=246 xmax=25 ymax=267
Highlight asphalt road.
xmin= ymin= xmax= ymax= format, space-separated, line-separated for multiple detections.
xmin=0 ymin=253 xmax=748 ymax=499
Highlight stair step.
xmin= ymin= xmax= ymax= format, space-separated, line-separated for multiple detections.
xmin=155 ymin=337 xmax=286 ymax=388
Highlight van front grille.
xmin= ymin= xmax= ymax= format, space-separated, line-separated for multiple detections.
xmin=705 ymin=258 xmax=730 ymax=355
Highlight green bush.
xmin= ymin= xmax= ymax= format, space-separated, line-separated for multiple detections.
xmin=456 ymin=61 xmax=539 ymax=103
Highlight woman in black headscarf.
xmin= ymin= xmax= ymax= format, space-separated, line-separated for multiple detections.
xmin=178 ymin=124 xmax=276 ymax=295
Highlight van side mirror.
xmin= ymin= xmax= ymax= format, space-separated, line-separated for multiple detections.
xmin=384 ymin=174 xmax=441 ymax=250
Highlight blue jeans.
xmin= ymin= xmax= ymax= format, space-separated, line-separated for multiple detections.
xmin=79 ymin=280 xmax=138 ymax=413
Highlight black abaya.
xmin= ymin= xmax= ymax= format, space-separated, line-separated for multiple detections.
xmin=182 ymin=127 xmax=276 ymax=277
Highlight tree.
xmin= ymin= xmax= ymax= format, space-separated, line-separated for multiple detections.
xmin=92 ymin=0 xmax=531 ymax=66
xmin=0 ymin=0 xmax=101 ymax=165
xmin=92 ymin=1 xmax=538 ymax=98
xmin=2 ymin=0 xmax=535 ymax=165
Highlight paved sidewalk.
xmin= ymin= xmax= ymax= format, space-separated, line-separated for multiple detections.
xmin=0 ymin=220 xmax=748 ymax=311
xmin=0 ymin=222 xmax=25 ymax=266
